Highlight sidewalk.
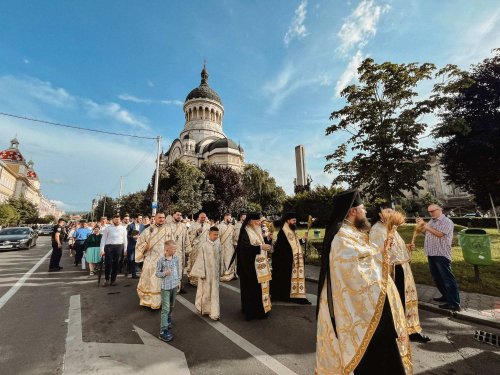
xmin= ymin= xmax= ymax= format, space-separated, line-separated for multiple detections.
xmin=305 ymin=264 xmax=500 ymax=330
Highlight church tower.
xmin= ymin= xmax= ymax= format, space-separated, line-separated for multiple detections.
xmin=164 ymin=64 xmax=245 ymax=170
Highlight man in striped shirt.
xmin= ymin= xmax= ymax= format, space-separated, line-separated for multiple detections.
xmin=417 ymin=204 xmax=461 ymax=311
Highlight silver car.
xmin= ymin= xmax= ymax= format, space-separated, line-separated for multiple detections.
xmin=0 ymin=227 xmax=38 ymax=250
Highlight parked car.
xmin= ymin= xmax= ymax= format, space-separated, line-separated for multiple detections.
xmin=0 ymin=227 xmax=38 ymax=250
xmin=38 ymin=224 xmax=53 ymax=236
xmin=463 ymin=213 xmax=479 ymax=218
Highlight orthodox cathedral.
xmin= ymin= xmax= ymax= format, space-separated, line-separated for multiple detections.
xmin=163 ymin=65 xmax=245 ymax=170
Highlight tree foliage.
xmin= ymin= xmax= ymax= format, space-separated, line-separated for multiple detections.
xmin=201 ymin=163 xmax=245 ymax=219
xmin=93 ymin=196 xmax=116 ymax=219
xmin=433 ymin=50 xmax=500 ymax=207
xmin=325 ymin=58 xmax=437 ymax=202
xmin=148 ymin=160 xmax=214 ymax=217
xmin=283 ymin=185 xmax=344 ymax=225
xmin=6 ymin=197 xmax=39 ymax=224
xmin=118 ymin=191 xmax=149 ymax=217
xmin=0 ymin=204 xmax=20 ymax=226
xmin=241 ymin=164 xmax=287 ymax=214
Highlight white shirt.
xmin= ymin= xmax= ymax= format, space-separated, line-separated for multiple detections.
xmin=100 ymin=224 xmax=128 ymax=252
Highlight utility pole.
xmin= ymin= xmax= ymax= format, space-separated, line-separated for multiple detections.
xmin=103 ymin=195 xmax=107 ymax=218
xmin=117 ymin=176 xmax=124 ymax=214
xmin=152 ymin=136 xmax=162 ymax=216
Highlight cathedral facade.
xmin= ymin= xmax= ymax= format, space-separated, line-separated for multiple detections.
xmin=163 ymin=65 xmax=245 ymax=170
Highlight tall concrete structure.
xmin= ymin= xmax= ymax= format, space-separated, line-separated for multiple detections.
xmin=295 ymin=145 xmax=306 ymax=186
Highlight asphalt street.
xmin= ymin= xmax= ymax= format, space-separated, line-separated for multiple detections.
xmin=0 ymin=237 xmax=499 ymax=375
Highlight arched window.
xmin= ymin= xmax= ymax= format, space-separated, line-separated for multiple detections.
xmin=193 ymin=108 xmax=197 ymax=119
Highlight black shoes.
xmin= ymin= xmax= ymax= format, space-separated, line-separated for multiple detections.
xmin=439 ymin=303 xmax=461 ymax=312
xmin=433 ymin=296 xmax=447 ymax=302
xmin=409 ymin=333 xmax=431 ymax=343
xmin=131 ymin=275 xmax=139 ymax=279
xmin=48 ymin=267 xmax=61 ymax=272
xmin=179 ymin=288 xmax=187 ymax=294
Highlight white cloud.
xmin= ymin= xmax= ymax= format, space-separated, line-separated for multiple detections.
xmin=50 ymin=200 xmax=73 ymax=210
xmin=447 ymin=8 xmax=500 ymax=66
xmin=160 ymin=100 xmax=183 ymax=106
xmin=83 ymin=100 xmax=149 ymax=130
xmin=337 ymin=0 xmax=390 ymax=56
xmin=284 ymin=0 xmax=309 ymax=46
xmin=23 ymin=58 xmax=30 ymax=64
xmin=0 ymin=75 xmax=149 ymax=130
xmin=335 ymin=50 xmax=364 ymax=97
xmin=119 ymin=94 xmax=183 ymax=107
xmin=0 ymin=75 xmax=76 ymax=109
xmin=0 ymin=116 xmax=157 ymax=210
xmin=118 ymin=94 xmax=152 ymax=104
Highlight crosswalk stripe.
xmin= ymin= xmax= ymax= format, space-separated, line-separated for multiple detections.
xmin=0 ymin=249 xmax=51 ymax=310
xmin=176 ymin=295 xmax=299 ymax=375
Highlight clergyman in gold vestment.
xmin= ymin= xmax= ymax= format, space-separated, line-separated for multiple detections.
xmin=135 ymin=212 xmax=172 ymax=309
xmin=369 ymin=206 xmax=431 ymax=343
xmin=315 ymin=190 xmax=412 ymax=375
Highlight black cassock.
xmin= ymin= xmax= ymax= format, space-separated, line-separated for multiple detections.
xmin=270 ymin=229 xmax=293 ymax=301
xmin=270 ymin=229 xmax=308 ymax=302
xmin=236 ymin=229 xmax=270 ymax=321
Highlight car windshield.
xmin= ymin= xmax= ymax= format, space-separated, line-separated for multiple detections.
xmin=0 ymin=228 xmax=30 ymax=235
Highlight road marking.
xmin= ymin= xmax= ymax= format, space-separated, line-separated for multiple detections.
xmin=176 ymin=295 xmax=299 ymax=375
xmin=64 ymin=294 xmax=190 ymax=374
xmin=0 ymin=249 xmax=51 ymax=310
xmin=220 ymin=283 xmax=317 ymax=306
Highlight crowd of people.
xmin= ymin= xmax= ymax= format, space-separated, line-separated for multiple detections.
xmin=45 ymin=188 xmax=461 ymax=374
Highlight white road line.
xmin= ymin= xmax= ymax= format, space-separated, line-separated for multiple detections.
xmin=0 ymin=249 xmax=51 ymax=310
xmin=176 ymin=295 xmax=299 ymax=375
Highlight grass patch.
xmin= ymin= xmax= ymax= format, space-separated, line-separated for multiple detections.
xmin=296 ymin=225 xmax=500 ymax=297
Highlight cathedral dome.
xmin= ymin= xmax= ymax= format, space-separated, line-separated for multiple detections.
xmin=0 ymin=138 xmax=25 ymax=163
xmin=185 ymin=65 xmax=222 ymax=104
xmin=205 ymin=138 xmax=243 ymax=153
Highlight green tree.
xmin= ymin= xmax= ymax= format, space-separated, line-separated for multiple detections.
xmin=432 ymin=50 xmax=500 ymax=207
xmin=118 ymin=191 xmax=148 ymax=217
xmin=325 ymin=58 xmax=437 ymax=203
xmin=6 ymin=197 xmax=39 ymax=224
xmin=160 ymin=160 xmax=214 ymax=217
xmin=0 ymin=204 xmax=20 ymax=226
xmin=201 ymin=163 xmax=245 ymax=219
xmin=283 ymin=185 xmax=343 ymax=225
xmin=241 ymin=164 xmax=287 ymax=214
xmin=94 ymin=196 xmax=115 ymax=219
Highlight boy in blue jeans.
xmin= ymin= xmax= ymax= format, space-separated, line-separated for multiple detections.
xmin=155 ymin=240 xmax=180 ymax=342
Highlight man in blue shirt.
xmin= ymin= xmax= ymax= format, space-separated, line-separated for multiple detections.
xmin=73 ymin=220 xmax=92 ymax=267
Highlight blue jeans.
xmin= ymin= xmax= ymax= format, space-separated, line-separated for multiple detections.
xmin=428 ymin=256 xmax=460 ymax=307
xmin=161 ymin=288 xmax=177 ymax=331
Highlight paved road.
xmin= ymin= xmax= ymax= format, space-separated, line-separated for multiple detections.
xmin=0 ymin=237 xmax=499 ymax=374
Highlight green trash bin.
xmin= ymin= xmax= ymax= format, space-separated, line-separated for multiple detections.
xmin=457 ymin=228 xmax=492 ymax=266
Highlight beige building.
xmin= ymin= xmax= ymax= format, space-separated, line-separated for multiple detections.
xmin=0 ymin=138 xmax=63 ymax=218
xmin=403 ymin=155 xmax=473 ymax=208
xmin=164 ymin=65 xmax=245 ymax=170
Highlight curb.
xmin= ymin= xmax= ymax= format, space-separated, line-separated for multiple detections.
xmin=306 ymin=277 xmax=500 ymax=331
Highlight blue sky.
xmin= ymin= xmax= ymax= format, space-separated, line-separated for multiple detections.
xmin=0 ymin=0 xmax=499 ymax=212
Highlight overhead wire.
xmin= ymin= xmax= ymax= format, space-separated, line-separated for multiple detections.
xmin=0 ymin=112 xmax=158 ymax=140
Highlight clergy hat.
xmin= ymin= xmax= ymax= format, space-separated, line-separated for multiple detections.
xmin=282 ymin=212 xmax=297 ymax=221
xmin=247 ymin=212 xmax=261 ymax=220
xmin=316 ymin=189 xmax=364 ymax=319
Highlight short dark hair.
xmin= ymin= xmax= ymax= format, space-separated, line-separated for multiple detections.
xmin=209 ymin=226 xmax=219 ymax=232
xmin=112 ymin=214 xmax=120 ymax=219
xmin=58 ymin=218 xmax=66 ymax=223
